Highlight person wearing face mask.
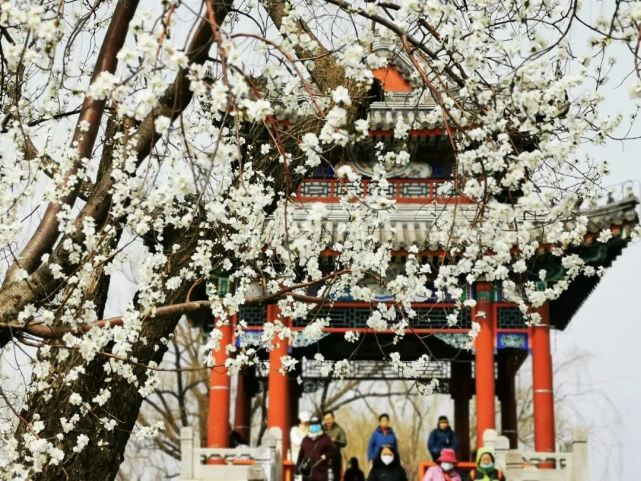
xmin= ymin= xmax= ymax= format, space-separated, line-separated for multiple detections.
xmin=367 ymin=414 xmax=398 ymax=463
xmin=427 ymin=415 xmax=459 ymax=462
xmin=469 ymin=448 xmax=505 ymax=481
xmin=421 ymin=448 xmax=462 ymax=481
xmin=366 ymin=445 xmax=408 ymax=481
xmin=296 ymin=415 xmax=337 ymax=481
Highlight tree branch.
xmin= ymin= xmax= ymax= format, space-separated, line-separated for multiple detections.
xmin=4 ymin=0 xmax=140 ymax=285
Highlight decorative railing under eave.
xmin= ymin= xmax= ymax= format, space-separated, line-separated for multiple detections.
xmin=294 ymin=177 xmax=474 ymax=204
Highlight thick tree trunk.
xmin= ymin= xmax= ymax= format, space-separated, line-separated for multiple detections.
xmin=8 ymin=0 xmax=371 ymax=477
xmin=14 ymin=214 xmax=208 ymax=479
xmin=17 ymin=311 xmax=183 ymax=480
xmin=14 ymin=214 xmax=210 ymax=479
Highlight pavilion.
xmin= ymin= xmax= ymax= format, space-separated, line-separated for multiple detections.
xmin=198 ymin=44 xmax=640 ymax=474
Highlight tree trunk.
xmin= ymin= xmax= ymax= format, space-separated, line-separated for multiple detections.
xmin=16 ymin=300 xmax=185 ymax=480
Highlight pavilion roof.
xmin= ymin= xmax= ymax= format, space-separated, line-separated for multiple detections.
xmin=281 ymin=189 xmax=639 ymax=253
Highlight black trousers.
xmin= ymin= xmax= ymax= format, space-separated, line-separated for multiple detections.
xmin=331 ymin=451 xmax=342 ymax=480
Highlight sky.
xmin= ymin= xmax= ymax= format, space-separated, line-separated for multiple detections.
xmin=552 ymin=136 xmax=641 ymax=480
xmin=554 ymin=242 xmax=641 ymax=480
xmin=537 ymin=2 xmax=641 ymax=475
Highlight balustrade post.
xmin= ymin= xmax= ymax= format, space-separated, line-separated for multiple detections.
xmin=505 ymin=450 xmax=524 ymax=481
xmin=571 ymin=428 xmax=588 ymax=481
xmin=180 ymin=427 xmax=194 ymax=480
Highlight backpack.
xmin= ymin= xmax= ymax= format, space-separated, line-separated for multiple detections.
xmin=298 ymin=458 xmax=312 ymax=478
xmin=469 ymin=468 xmax=504 ymax=480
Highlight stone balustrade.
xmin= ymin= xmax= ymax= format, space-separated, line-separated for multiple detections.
xmin=179 ymin=426 xmax=283 ymax=481
xmin=180 ymin=427 xmax=588 ymax=481
xmin=485 ymin=428 xmax=588 ymax=481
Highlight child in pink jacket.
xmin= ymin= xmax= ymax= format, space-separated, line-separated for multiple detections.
xmin=422 ymin=448 xmax=462 ymax=481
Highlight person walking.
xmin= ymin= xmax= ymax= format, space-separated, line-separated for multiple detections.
xmin=344 ymin=457 xmax=366 ymax=481
xmin=291 ymin=411 xmax=311 ymax=462
xmin=421 ymin=448 xmax=462 ymax=481
xmin=367 ymin=414 xmax=398 ymax=463
xmin=367 ymin=445 xmax=407 ymax=481
xmin=296 ymin=415 xmax=337 ymax=481
xmin=427 ymin=415 xmax=459 ymax=461
xmin=469 ymin=448 xmax=506 ymax=481
xmin=323 ymin=410 xmax=347 ymax=480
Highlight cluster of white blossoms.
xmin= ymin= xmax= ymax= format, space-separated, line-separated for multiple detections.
xmin=0 ymin=0 xmax=640 ymax=476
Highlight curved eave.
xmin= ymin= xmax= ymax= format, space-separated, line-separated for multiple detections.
xmin=549 ymin=234 xmax=632 ymax=331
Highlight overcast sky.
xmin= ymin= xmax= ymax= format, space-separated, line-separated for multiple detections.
xmin=552 ymin=134 xmax=641 ymax=480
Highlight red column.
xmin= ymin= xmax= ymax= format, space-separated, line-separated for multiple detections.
xmin=267 ymin=304 xmax=290 ymax=457
xmin=474 ymin=282 xmax=495 ymax=447
xmin=208 ymin=320 xmax=233 ymax=448
xmin=531 ymin=303 xmax=555 ymax=452
xmin=234 ymin=369 xmax=252 ymax=444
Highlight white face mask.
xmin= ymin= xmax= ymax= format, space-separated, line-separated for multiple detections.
xmin=381 ymin=454 xmax=394 ymax=465
xmin=441 ymin=462 xmax=454 ymax=471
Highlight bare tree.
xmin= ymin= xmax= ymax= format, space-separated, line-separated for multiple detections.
xmin=319 ymin=380 xmax=439 ymax=480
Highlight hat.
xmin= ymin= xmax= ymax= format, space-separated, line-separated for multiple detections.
xmin=299 ymin=411 xmax=311 ymax=423
xmin=309 ymin=415 xmax=321 ymax=424
xmin=438 ymin=415 xmax=449 ymax=423
xmin=437 ymin=448 xmax=458 ymax=464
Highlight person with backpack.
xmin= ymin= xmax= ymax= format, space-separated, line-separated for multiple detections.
xmin=427 ymin=415 xmax=459 ymax=462
xmin=469 ymin=448 xmax=506 ymax=481
xmin=422 ymin=448 xmax=462 ymax=481
xmin=296 ymin=415 xmax=337 ymax=481
xmin=367 ymin=444 xmax=408 ymax=481
xmin=367 ymin=414 xmax=398 ymax=463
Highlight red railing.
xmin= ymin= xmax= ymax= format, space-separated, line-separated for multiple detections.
xmin=284 ymin=460 xmax=477 ymax=481
xmin=283 ymin=460 xmax=296 ymax=481
xmin=295 ymin=178 xmax=474 ymax=204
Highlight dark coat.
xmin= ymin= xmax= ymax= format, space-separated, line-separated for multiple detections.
xmin=344 ymin=466 xmax=366 ymax=481
xmin=427 ymin=427 xmax=459 ymax=460
xmin=325 ymin=422 xmax=347 ymax=477
xmin=296 ymin=433 xmax=337 ymax=481
xmin=367 ymin=467 xmax=408 ymax=481
xmin=367 ymin=427 xmax=398 ymax=461
xmin=324 ymin=422 xmax=347 ymax=449
xmin=367 ymin=445 xmax=407 ymax=481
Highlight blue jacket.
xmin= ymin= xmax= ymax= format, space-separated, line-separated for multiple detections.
xmin=427 ymin=427 xmax=459 ymax=459
xmin=367 ymin=426 xmax=398 ymax=461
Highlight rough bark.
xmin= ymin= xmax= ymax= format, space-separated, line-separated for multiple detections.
xmin=8 ymin=0 xmax=373 ymax=478
xmin=3 ymin=0 xmax=140 ymax=286
xmin=15 ymin=222 xmax=206 ymax=480
xmin=12 ymin=4 xmax=232 ymax=480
